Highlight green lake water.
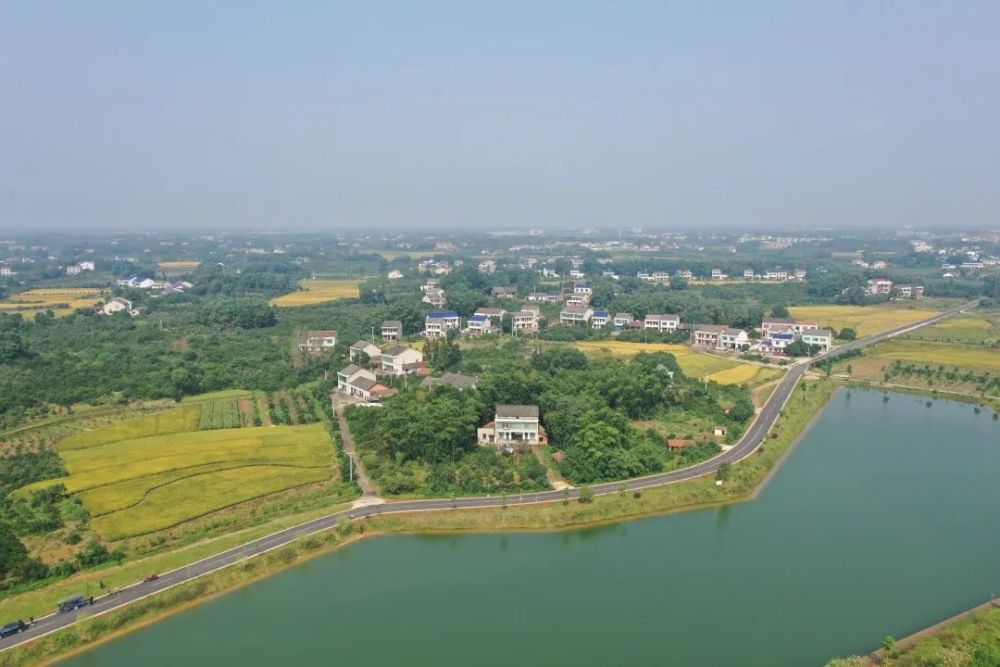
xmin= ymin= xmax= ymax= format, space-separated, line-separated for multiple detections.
xmin=63 ymin=389 xmax=1000 ymax=666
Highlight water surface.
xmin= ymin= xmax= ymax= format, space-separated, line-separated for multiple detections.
xmin=64 ymin=390 xmax=1000 ymax=666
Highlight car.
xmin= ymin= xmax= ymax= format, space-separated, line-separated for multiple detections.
xmin=58 ymin=595 xmax=88 ymax=613
xmin=0 ymin=620 xmax=28 ymax=638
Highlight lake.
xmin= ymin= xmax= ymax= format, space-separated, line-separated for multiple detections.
xmin=63 ymin=389 xmax=1000 ymax=666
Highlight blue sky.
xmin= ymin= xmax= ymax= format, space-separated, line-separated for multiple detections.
xmin=1 ymin=1 xmax=998 ymax=231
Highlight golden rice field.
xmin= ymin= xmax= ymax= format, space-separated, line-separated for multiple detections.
xmin=22 ymin=407 xmax=334 ymax=540
xmin=0 ymin=288 xmax=104 ymax=319
xmin=705 ymin=364 xmax=783 ymax=386
xmin=158 ymin=260 xmax=200 ymax=273
xmin=574 ymin=341 xmax=740 ymax=378
xmin=270 ymin=279 xmax=362 ymax=306
xmin=787 ymin=305 xmax=940 ymax=338
xmin=868 ymin=340 xmax=1000 ymax=372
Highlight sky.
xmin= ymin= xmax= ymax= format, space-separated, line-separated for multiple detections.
xmin=1 ymin=1 xmax=999 ymax=233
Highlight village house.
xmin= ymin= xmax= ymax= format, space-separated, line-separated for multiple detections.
xmin=0 ymin=265 xmax=14 ymax=276
xmin=743 ymin=268 xmax=756 ymax=280
xmin=466 ymin=314 xmax=500 ymax=336
xmin=718 ymin=328 xmax=751 ymax=351
xmin=591 ymin=310 xmax=610 ymax=328
xmin=78 ymin=261 xmax=96 ymax=271
xmin=650 ymin=271 xmax=670 ymax=283
xmin=676 ymin=269 xmax=693 ymax=279
xmin=613 ymin=312 xmax=634 ymax=328
xmin=424 ymin=311 xmax=461 ymax=338
xmin=420 ymin=278 xmax=440 ymax=293
xmin=896 ymin=284 xmax=925 ymax=299
xmin=491 ymin=286 xmax=517 ymax=299
xmin=794 ymin=269 xmax=807 ymax=280
xmin=380 ymin=345 xmax=425 ymax=375
xmin=798 ymin=329 xmax=834 ymax=351
xmin=387 ymin=269 xmax=404 ymax=280
xmin=421 ymin=372 xmax=478 ymax=391
xmin=513 ymin=308 xmax=539 ymax=333
xmin=866 ymin=278 xmax=893 ymax=296
xmin=475 ymin=306 xmax=507 ymax=320
xmin=691 ymin=324 xmax=726 ymax=348
xmin=336 ymin=365 xmax=396 ymax=402
xmin=559 ymin=305 xmax=593 ymax=325
xmin=65 ymin=264 xmax=82 ymax=275
xmin=573 ymin=282 xmax=593 ymax=295
xmin=644 ymin=314 xmax=681 ymax=332
xmin=764 ymin=269 xmax=788 ymax=280
xmin=760 ymin=318 xmax=818 ymax=336
xmin=711 ymin=268 xmax=727 ymax=280
xmin=477 ymin=404 xmax=548 ymax=450
xmin=569 ymin=269 xmax=585 ymax=279
xmin=565 ymin=293 xmax=590 ymax=307
xmin=349 ymin=340 xmax=381 ymax=364
xmin=478 ymin=259 xmax=497 ymax=274
xmin=100 ymin=297 xmax=139 ymax=316
xmin=299 ymin=330 xmax=338 ymax=353
xmin=381 ymin=320 xmax=403 ymax=341
xmin=421 ymin=288 xmax=447 ymax=308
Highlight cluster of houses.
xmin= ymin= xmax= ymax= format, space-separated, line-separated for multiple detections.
xmin=863 ymin=279 xmax=924 ymax=299
xmin=65 ymin=261 xmax=96 ymax=275
xmin=116 ymin=276 xmax=193 ymax=295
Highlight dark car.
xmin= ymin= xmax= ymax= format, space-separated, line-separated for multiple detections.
xmin=0 ymin=620 xmax=27 ymax=638
xmin=58 ymin=596 xmax=88 ymax=613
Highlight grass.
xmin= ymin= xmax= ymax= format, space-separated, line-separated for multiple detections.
xmin=270 ymin=279 xmax=361 ymax=306
xmin=705 ymin=364 xmax=783 ymax=386
xmin=863 ymin=604 xmax=1000 ymax=666
xmin=873 ymin=341 xmax=1000 ymax=371
xmin=0 ymin=379 xmax=836 ymax=666
xmin=20 ymin=410 xmax=335 ymax=540
xmin=788 ymin=304 xmax=941 ymax=337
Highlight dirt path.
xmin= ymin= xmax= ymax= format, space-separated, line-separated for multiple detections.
xmin=333 ymin=401 xmax=380 ymax=498
xmin=530 ymin=445 xmax=571 ymax=491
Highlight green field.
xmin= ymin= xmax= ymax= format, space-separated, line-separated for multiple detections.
xmin=788 ymin=305 xmax=941 ymax=337
xmin=23 ymin=409 xmax=335 ymax=540
xmin=198 ymin=398 xmax=243 ymax=429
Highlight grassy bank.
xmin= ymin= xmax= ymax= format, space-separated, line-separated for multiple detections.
xmin=0 ymin=378 xmax=837 ymax=666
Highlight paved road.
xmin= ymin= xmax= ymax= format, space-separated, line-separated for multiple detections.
xmin=0 ymin=300 xmax=978 ymax=652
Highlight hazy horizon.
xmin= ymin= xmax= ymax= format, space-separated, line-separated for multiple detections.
xmin=2 ymin=2 xmax=999 ymax=232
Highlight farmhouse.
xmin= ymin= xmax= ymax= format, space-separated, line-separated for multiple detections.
xmin=420 ymin=279 xmax=440 ymax=293
xmin=799 ymin=329 xmax=834 ymax=351
xmin=337 ymin=365 xmax=395 ymax=402
xmin=644 ymin=314 xmax=681 ymax=332
xmin=421 ymin=372 xmax=478 ymax=391
xmin=591 ymin=310 xmax=610 ymax=328
xmin=466 ymin=314 xmax=500 ymax=336
xmin=573 ymin=282 xmax=592 ymax=295
xmin=513 ymin=308 xmax=539 ymax=333
xmin=477 ymin=404 xmax=548 ymax=450
xmin=387 ymin=270 xmax=404 ymax=280
xmin=866 ymin=278 xmax=893 ymax=296
xmin=475 ymin=307 xmax=507 ymax=320
xmin=896 ymin=284 xmax=925 ymax=299
xmin=560 ymin=306 xmax=593 ymax=325
xmin=349 ymin=340 xmax=381 ymax=364
xmin=424 ymin=311 xmax=461 ymax=338
xmin=711 ymin=269 xmax=727 ymax=280
xmin=66 ymin=264 xmax=82 ymax=275
xmin=565 ymin=293 xmax=590 ymax=307
xmin=299 ymin=330 xmax=338 ymax=353
xmin=761 ymin=318 xmax=818 ymax=335
xmin=380 ymin=345 xmax=425 ymax=376
xmin=613 ymin=313 xmax=634 ymax=328
xmin=491 ymin=286 xmax=517 ymax=299
xmin=100 ymin=297 xmax=138 ymax=316
xmin=691 ymin=324 xmax=726 ymax=348
xmin=381 ymin=320 xmax=403 ymax=341
xmin=478 ymin=259 xmax=497 ymax=274
xmin=718 ymin=328 xmax=750 ymax=351
xmin=421 ymin=288 xmax=447 ymax=308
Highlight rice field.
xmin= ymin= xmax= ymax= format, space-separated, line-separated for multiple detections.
xmin=0 ymin=288 xmax=104 ymax=319
xmin=21 ymin=409 xmax=334 ymax=539
xmin=869 ymin=340 xmax=1000 ymax=372
xmin=705 ymin=364 xmax=783 ymax=386
xmin=787 ymin=305 xmax=941 ymax=337
xmin=574 ymin=341 xmax=739 ymax=378
xmin=157 ymin=260 xmax=200 ymax=271
xmin=270 ymin=279 xmax=362 ymax=306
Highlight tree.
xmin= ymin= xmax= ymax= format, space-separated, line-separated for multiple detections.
xmin=0 ymin=332 xmax=26 ymax=363
xmin=838 ymin=328 xmax=857 ymax=341
xmin=881 ymin=635 xmax=895 ymax=652
xmin=784 ymin=340 xmax=813 ymax=357
xmin=770 ymin=304 xmax=790 ymax=318
xmin=578 ymin=485 xmax=594 ymax=504
xmin=716 ymin=462 xmax=731 ymax=481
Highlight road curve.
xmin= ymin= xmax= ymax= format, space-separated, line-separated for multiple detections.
xmin=0 ymin=300 xmax=978 ymax=652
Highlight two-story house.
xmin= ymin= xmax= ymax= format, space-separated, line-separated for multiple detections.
xmin=718 ymin=328 xmax=751 ymax=351
xmin=477 ymin=404 xmax=548 ymax=450
xmin=349 ymin=340 xmax=381 ymax=364
xmin=559 ymin=306 xmax=593 ymax=325
xmin=644 ymin=314 xmax=681 ymax=332
xmin=691 ymin=324 xmax=726 ymax=348
xmin=591 ymin=310 xmax=610 ymax=328
xmin=424 ymin=311 xmax=461 ymax=338
xmin=613 ymin=312 xmax=634 ymax=328
xmin=299 ymin=330 xmax=338 ymax=353
xmin=381 ymin=320 xmax=403 ymax=342
xmin=380 ymin=345 xmax=425 ymax=375
xmin=513 ymin=307 xmax=540 ymax=333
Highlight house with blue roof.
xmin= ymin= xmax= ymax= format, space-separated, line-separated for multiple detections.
xmin=591 ymin=310 xmax=610 ymax=328
xmin=573 ymin=282 xmax=593 ymax=295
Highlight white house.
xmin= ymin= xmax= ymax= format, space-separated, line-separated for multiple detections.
xmin=387 ymin=270 xmax=404 ymax=280
xmin=66 ymin=264 xmax=82 ymax=275
xmin=477 ymin=405 xmax=548 ymax=450
xmin=573 ymin=282 xmax=593 ymax=295
xmin=691 ymin=324 xmax=726 ymax=348
xmin=424 ymin=311 xmax=461 ymax=338
xmin=513 ymin=308 xmax=539 ymax=333
xmin=643 ymin=314 xmax=681 ymax=332
xmin=337 ymin=365 xmax=395 ymax=402
xmin=761 ymin=318 xmax=818 ymax=336
xmin=349 ymin=341 xmax=381 ymax=363
xmin=559 ymin=306 xmax=593 ymax=325
xmin=711 ymin=269 xmax=727 ymax=280
xmin=100 ymin=297 xmax=138 ymax=316
xmin=565 ymin=293 xmax=590 ymax=307
xmin=799 ymin=329 xmax=834 ymax=351
xmin=466 ymin=314 xmax=500 ymax=336
xmin=866 ymin=279 xmax=893 ymax=296
xmin=421 ymin=288 xmax=447 ymax=308
xmin=591 ymin=310 xmax=610 ymax=328
xmin=299 ymin=330 xmax=338 ymax=353
xmin=613 ymin=313 xmax=634 ymax=328
xmin=380 ymin=345 xmax=425 ymax=375
xmin=478 ymin=259 xmax=497 ymax=274
xmin=78 ymin=261 xmax=96 ymax=271
xmin=718 ymin=328 xmax=750 ymax=351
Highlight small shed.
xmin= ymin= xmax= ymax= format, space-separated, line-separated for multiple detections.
xmin=713 ymin=425 xmax=728 ymax=437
